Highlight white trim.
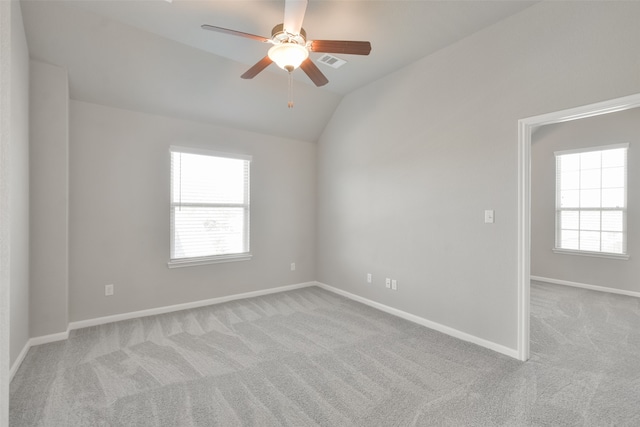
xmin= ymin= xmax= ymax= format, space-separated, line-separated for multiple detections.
xmin=169 ymin=145 xmax=252 ymax=162
xmin=9 ymin=330 xmax=71 ymax=382
xmin=517 ymin=118 xmax=532 ymax=362
xmin=524 ymin=94 xmax=640 ymax=129
xmin=531 ymin=275 xmax=640 ymax=299
xmin=9 ymin=341 xmax=29 ymax=382
xmin=554 ymin=142 xmax=629 ymax=156
xmin=552 ymin=248 xmax=629 ymax=260
xmin=10 ymin=282 xmax=315 ymax=381
xmin=315 ymin=282 xmax=519 ymax=360
xmin=68 ymin=282 xmax=314 ymax=330
xmin=167 ymin=253 xmax=252 ymax=268
xmin=517 ymin=92 xmax=640 ymax=363
xmin=29 ymin=330 xmax=70 ymax=346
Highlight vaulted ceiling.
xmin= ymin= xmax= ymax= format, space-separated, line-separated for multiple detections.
xmin=21 ymin=0 xmax=535 ymax=141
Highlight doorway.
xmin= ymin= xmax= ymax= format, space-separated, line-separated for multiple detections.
xmin=516 ymin=92 xmax=640 ymax=361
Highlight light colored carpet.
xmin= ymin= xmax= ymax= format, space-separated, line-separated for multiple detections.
xmin=9 ymin=283 xmax=640 ymax=426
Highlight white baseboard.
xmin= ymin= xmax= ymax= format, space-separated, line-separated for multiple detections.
xmin=10 ymin=330 xmax=71 ymax=382
xmin=15 ymin=279 xmax=523 ymax=380
xmin=29 ymin=330 xmax=70 ymax=346
xmin=531 ymin=275 xmax=640 ymax=299
xmin=315 ymin=282 xmax=519 ymax=360
xmin=68 ymin=281 xmax=315 ymax=331
xmin=11 ymin=281 xmax=315 ymax=382
xmin=9 ymin=341 xmax=31 ymax=382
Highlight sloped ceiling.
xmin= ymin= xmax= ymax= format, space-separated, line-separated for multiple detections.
xmin=21 ymin=0 xmax=535 ymax=141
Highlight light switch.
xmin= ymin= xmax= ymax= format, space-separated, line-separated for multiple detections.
xmin=484 ymin=210 xmax=495 ymax=224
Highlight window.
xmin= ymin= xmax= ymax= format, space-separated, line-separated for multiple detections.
xmin=554 ymin=143 xmax=628 ymax=259
xmin=169 ymin=147 xmax=251 ymax=267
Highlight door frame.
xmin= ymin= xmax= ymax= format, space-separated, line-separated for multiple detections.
xmin=516 ymin=92 xmax=640 ymax=361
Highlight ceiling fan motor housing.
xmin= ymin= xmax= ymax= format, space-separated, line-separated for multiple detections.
xmin=271 ymin=24 xmax=307 ymax=45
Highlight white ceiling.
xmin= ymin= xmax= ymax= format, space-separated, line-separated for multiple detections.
xmin=21 ymin=0 xmax=536 ymax=141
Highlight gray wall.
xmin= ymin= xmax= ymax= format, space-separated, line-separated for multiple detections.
xmin=532 ymin=108 xmax=640 ymax=293
xmin=316 ymin=1 xmax=640 ymax=351
xmin=68 ymin=101 xmax=316 ymax=323
xmin=30 ymin=60 xmax=69 ymax=337
xmin=8 ymin=0 xmax=30 ymax=368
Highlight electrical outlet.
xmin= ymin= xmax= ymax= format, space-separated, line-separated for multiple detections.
xmin=290 ymin=262 xmax=296 ymax=271
xmin=385 ymin=278 xmax=391 ymax=289
xmin=391 ymin=279 xmax=398 ymax=291
xmin=367 ymin=273 xmax=372 ymax=283
xmin=105 ymin=284 xmax=114 ymax=296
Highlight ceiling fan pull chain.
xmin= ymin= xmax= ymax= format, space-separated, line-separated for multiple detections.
xmin=287 ymin=71 xmax=294 ymax=109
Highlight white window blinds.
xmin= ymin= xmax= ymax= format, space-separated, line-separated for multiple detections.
xmin=555 ymin=144 xmax=628 ymax=256
xmin=169 ymin=147 xmax=251 ymax=266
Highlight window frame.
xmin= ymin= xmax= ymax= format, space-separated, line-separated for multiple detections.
xmin=168 ymin=146 xmax=252 ymax=268
xmin=553 ymin=143 xmax=629 ymax=260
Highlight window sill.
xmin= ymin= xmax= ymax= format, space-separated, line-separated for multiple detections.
xmin=552 ymin=248 xmax=629 ymax=260
xmin=167 ymin=253 xmax=252 ymax=268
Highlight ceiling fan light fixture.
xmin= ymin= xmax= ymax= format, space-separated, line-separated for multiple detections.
xmin=268 ymin=43 xmax=309 ymax=72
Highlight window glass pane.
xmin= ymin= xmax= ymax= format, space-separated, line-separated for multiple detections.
xmin=580 ymin=211 xmax=600 ymax=231
xmin=173 ymin=207 xmax=246 ymax=258
xmin=560 ymin=210 xmax=579 ymax=230
xmin=555 ymin=146 xmax=627 ymax=256
xmin=560 ymin=190 xmax=579 ymax=208
xmin=602 ymin=188 xmax=624 ymax=208
xmin=602 ymin=167 xmax=624 ymax=188
xmin=601 ymin=232 xmax=624 ymax=254
xmin=580 ymin=169 xmax=600 ymax=189
xmin=602 ymin=148 xmax=625 ymax=168
xmin=170 ymin=149 xmax=251 ymax=262
xmin=579 ymin=189 xmax=600 ymax=208
xmin=579 ymin=231 xmax=600 ymax=251
xmin=560 ymin=153 xmax=580 ymax=172
xmin=560 ymin=230 xmax=579 ymax=250
xmin=172 ymin=152 xmax=246 ymax=204
xmin=560 ymin=171 xmax=579 ymax=190
xmin=601 ymin=211 xmax=623 ymax=232
xmin=580 ymin=151 xmax=601 ymax=170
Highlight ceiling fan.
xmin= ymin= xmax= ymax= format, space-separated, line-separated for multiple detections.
xmin=202 ymin=0 xmax=371 ymax=107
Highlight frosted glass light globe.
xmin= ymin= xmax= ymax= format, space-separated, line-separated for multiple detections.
xmin=268 ymin=43 xmax=309 ymax=72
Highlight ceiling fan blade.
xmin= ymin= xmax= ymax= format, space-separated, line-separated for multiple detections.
xmin=241 ymin=56 xmax=273 ymax=79
xmin=283 ymin=0 xmax=308 ymax=35
xmin=201 ymin=24 xmax=270 ymax=43
xmin=300 ymin=58 xmax=328 ymax=87
xmin=310 ymin=40 xmax=372 ymax=55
